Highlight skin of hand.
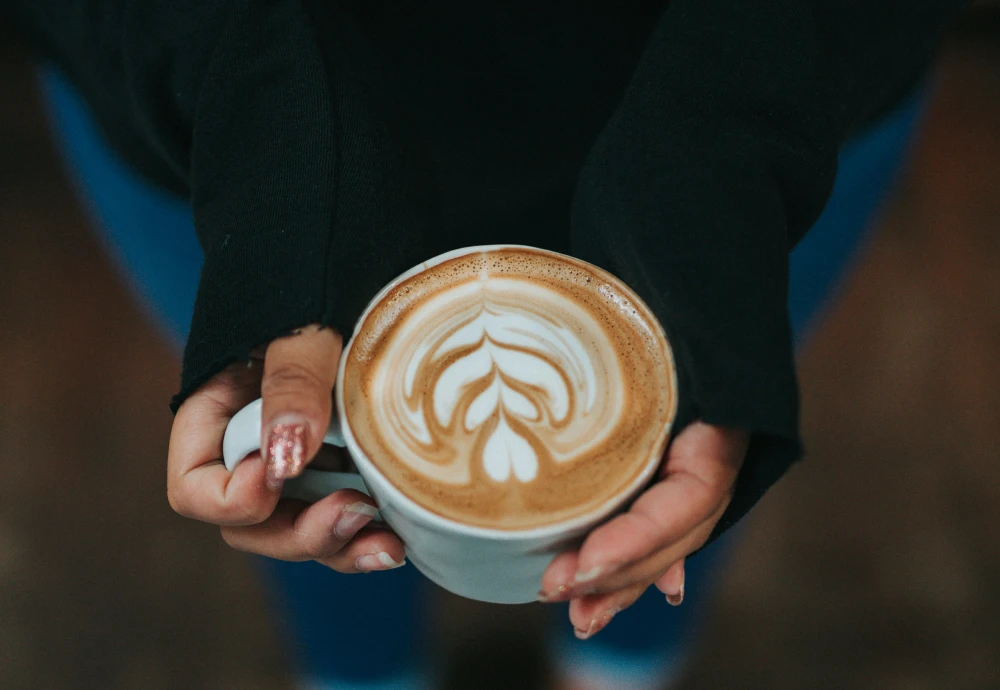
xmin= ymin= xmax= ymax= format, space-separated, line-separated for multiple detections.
xmin=166 ymin=324 xmax=406 ymax=574
xmin=538 ymin=422 xmax=750 ymax=639
xmin=165 ymin=320 xmax=745 ymax=607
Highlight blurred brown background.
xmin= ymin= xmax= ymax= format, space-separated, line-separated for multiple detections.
xmin=1 ymin=11 xmax=999 ymax=690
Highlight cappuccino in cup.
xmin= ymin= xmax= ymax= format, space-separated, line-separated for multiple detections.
xmin=224 ymin=245 xmax=676 ymax=603
xmin=342 ymin=247 xmax=675 ymax=530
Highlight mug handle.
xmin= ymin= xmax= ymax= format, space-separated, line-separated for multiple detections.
xmin=222 ymin=398 xmax=370 ymax=504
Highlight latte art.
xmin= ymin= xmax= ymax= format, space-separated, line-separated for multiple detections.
xmin=370 ymin=279 xmax=626 ymax=487
xmin=342 ymin=248 xmax=676 ymax=530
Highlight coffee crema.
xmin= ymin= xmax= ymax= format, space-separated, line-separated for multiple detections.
xmin=342 ymin=248 xmax=675 ymax=530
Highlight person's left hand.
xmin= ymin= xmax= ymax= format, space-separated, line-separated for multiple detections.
xmin=538 ymin=421 xmax=749 ymax=639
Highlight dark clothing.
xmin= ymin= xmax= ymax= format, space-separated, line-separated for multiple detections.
xmin=2 ymin=1 xmax=966 ymax=542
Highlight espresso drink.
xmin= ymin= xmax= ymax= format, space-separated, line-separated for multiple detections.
xmin=341 ymin=248 xmax=675 ymax=530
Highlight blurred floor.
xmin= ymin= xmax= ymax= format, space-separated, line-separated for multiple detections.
xmin=1 ymin=16 xmax=999 ymax=690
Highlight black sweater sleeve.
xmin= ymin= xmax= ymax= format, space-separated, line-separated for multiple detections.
xmin=3 ymin=0 xmax=964 ymax=542
xmin=3 ymin=0 xmax=439 ymax=411
xmin=570 ymin=0 xmax=966 ymax=543
xmin=178 ymin=1 xmax=439 ymax=409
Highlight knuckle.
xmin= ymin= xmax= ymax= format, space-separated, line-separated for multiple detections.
xmin=315 ymin=555 xmax=353 ymax=574
xmin=687 ymin=471 xmax=727 ymax=508
xmin=262 ymin=361 xmax=328 ymax=399
xmin=632 ymin=511 xmax=663 ymax=543
xmin=220 ymin=527 xmax=250 ymax=553
xmin=302 ymin=539 xmax=331 ymax=562
xmin=166 ymin=482 xmax=193 ymax=519
xmin=705 ymin=464 xmax=736 ymax=492
xmin=295 ymin=524 xmax=337 ymax=560
xmin=228 ymin=497 xmax=271 ymax=526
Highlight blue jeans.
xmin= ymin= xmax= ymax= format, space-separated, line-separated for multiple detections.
xmin=38 ymin=66 xmax=924 ymax=687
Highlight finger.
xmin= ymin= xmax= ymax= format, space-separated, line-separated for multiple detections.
xmin=664 ymin=422 xmax=748 ymax=490
xmin=539 ymin=550 xmax=581 ymax=602
xmin=570 ymin=559 xmax=687 ymax=639
xmin=570 ymin=422 xmax=745 ymax=582
xmin=167 ymin=362 xmax=276 ymax=526
xmin=567 ymin=581 xmax=647 ymax=640
xmin=220 ymin=488 xmax=382 ymax=563
xmin=261 ymin=325 xmax=343 ymax=488
xmin=539 ymin=514 xmax=702 ymax=603
xmin=560 ymin=475 xmax=717 ymax=590
xmin=656 ymin=559 xmax=685 ymax=605
xmin=316 ymin=526 xmax=407 ymax=574
xmin=538 ymin=453 xmax=720 ymax=601
xmin=571 ymin=506 xmax=722 ymax=597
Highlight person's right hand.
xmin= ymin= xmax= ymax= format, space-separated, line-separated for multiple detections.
xmin=166 ymin=324 xmax=406 ymax=573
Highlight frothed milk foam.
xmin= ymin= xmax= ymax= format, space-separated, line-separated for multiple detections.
xmin=342 ymin=248 xmax=675 ymax=530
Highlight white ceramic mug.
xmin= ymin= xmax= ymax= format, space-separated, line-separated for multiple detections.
xmin=222 ymin=245 xmax=675 ymax=604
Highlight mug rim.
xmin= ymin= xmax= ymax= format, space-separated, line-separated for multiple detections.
xmin=334 ymin=244 xmax=678 ymax=542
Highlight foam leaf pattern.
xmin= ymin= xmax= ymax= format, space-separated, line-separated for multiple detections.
xmin=367 ymin=277 xmax=626 ymax=485
xmin=482 ymin=416 xmax=538 ymax=482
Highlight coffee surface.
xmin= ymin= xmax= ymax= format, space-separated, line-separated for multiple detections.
xmin=342 ymin=248 xmax=675 ymax=530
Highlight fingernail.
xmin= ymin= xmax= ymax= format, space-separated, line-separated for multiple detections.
xmin=334 ymin=502 xmax=378 ymax=540
xmin=266 ymin=420 xmax=309 ymax=487
xmin=540 ymin=584 xmax=572 ymax=603
xmin=265 ymin=470 xmax=284 ymax=493
xmin=574 ymin=618 xmax=598 ymax=640
xmin=576 ymin=604 xmax=622 ymax=640
xmin=536 ymin=584 xmax=575 ymax=603
xmin=573 ymin=566 xmax=603 ymax=583
xmin=666 ymin=580 xmax=685 ymax=606
xmin=356 ymin=552 xmax=406 ymax=572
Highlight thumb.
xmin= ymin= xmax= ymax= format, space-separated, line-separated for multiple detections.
xmin=260 ymin=324 xmax=343 ymax=491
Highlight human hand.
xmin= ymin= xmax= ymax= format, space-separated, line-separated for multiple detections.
xmin=166 ymin=324 xmax=406 ymax=573
xmin=538 ymin=422 xmax=749 ymax=638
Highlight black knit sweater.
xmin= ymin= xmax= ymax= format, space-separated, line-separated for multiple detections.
xmin=2 ymin=0 xmax=966 ymax=542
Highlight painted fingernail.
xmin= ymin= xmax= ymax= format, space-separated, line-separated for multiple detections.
xmin=356 ymin=552 xmax=406 ymax=572
xmin=334 ymin=502 xmax=378 ymax=540
xmin=573 ymin=566 xmax=603 ymax=583
xmin=666 ymin=580 xmax=685 ymax=606
xmin=266 ymin=420 xmax=308 ymax=488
